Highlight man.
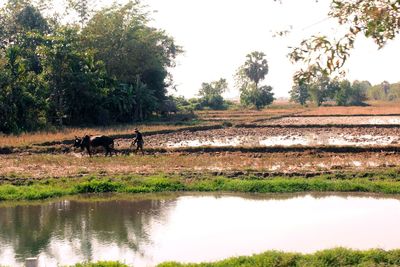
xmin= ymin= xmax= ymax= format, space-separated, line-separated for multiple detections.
xmin=132 ymin=128 xmax=144 ymax=155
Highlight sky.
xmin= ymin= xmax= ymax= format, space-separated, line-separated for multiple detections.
xmin=143 ymin=0 xmax=400 ymax=99
xmin=1 ymin=0 xmax=400 ymax=99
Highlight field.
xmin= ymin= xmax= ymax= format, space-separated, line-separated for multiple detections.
xmin=2 ymin=101 xmax=400 ymax=181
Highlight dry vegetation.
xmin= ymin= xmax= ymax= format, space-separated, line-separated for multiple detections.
xmin=0 ymin=151 xmax=399 ymax=179
xmin=301 ymin=101 xmax=400 ymax=116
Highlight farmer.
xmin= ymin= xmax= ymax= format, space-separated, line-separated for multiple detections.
xmin=132 ymin=128 xmax=144 ymax=155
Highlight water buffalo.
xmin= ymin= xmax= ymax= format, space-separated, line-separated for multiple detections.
xmin=74 ymin=135 xmax=114 ymax=157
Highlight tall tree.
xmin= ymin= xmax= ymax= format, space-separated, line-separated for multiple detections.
xmin=290 ymin=82 xmax=309 ymax=106
xmin=236 ymin=51 xmax=274 ymax=109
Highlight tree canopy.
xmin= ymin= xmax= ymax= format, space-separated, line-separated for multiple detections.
xmin=0 ymin=0 xmax=182 ymax=134
xmin=289 ymin=0 xmax=400 ymax=85
xmin=236 ymin=51 xmax=274 ymax=109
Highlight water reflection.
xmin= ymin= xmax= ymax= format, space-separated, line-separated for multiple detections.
xmin=1 ymin=193 xmax=400 ymax=266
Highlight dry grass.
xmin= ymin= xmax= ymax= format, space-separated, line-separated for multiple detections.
xmin=0 ymin=124 xmax=197 ymax=148
xmin=0 ymin=151 xmax=398 ymax=179
xmin=302 ymin=101 xmax=400 ymax=116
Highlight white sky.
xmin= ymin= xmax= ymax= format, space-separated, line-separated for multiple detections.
xmin=144 ymin=0 xmax=400 ymax=99
xmin=2 ymin=0 xmax=400 ymax=99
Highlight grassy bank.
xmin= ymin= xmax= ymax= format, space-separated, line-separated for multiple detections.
xmin=65 ymin=248 xmax=400 ymax=266
xmin=159 ymin=248 xmax=400 ymax=267
xmin=2 ymin=170 xmax=400 ymax=201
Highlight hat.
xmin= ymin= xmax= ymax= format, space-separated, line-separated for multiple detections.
xmin=134 ymin=128 xmax=139 ymax=132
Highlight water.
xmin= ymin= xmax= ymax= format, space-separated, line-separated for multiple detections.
xmin=1 ymin=193 xmax=400 ymax=267
xmin=165 ymin=134 xmax=398 ymax=148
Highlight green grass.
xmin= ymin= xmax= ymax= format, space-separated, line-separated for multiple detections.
xmin=50 ymin=248 xmax=400 ymax=266
xmin=158 ymin=248 xmax=400 ymax=267
xmin=1 ymin=170 xmax=400 ymax=201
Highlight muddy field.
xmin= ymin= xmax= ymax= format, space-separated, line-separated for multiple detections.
xmin=266 ymin=116 xmax=400 ymax=125
xmin=115 ymin=125 xmax=400 ymax=148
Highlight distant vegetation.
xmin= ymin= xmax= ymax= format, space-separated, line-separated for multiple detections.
xmin=290 ymin=77 xmax=400 ymax=107
xmin=367 ymin=81 xmax=400 ymax=102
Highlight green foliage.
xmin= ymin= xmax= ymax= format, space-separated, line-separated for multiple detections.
xmin=240 ymin=84 xmax=274 ymax=110
xmin=3 ymin=171 xmax=400 ymax=201
xmin=290 ymin=0 xmax=400 ymax=85
xmin=198 ymin=78 xmax=228 ymax=110
xmin=289 ymin=82 xmax=309 ymax=105
xmin=335 ymin=80 xmax=368 ymax=106
xmin=242 ymin=51 xmax=269 ymax=87
xmin=0 ymin=0 xmax=182 ymax=134
xmin=366 ymin=81 xmax=400 ymax=101
xmin=158 ymin=248 xmax=400 ymax=267
xmin=291 ymin=76 xmax=368 ymax=107
xmin=236 ymin=51 xmax=274 ymax=109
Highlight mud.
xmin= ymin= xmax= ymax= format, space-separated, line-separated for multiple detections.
xmin=135 ymin=126 xmax=400 ymax=149
xmin=268 ymin=116 xmax=400 ymax=125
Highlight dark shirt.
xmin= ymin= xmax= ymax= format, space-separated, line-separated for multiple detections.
xmin=135 ymin=132 xmax=143 ymax=142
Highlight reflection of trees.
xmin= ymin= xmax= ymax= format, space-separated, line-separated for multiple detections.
xmin=0 ymin=197 xmax=177 ymax=261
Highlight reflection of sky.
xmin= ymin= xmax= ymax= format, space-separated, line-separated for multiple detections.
xmin=165 ymin=134 xmax=398 ymax=148
xmin=2 ymin=194 xmax=400 ymax=266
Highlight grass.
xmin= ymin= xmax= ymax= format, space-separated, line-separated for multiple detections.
xmin=158 ymin=248 xmax=400 ymax=267
xmin=63 ymin=248 xmax=400 ymax=266
xmin=2 ymin=170 xmax=400 ymax=201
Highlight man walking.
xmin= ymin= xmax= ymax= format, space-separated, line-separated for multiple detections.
xmin=132 ymin=128 xmax=144 ymax=155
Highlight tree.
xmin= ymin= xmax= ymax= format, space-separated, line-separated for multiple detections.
xmin=335 ymin=80 xmax=367 ymax=106
xmin=289 ymin=0 xmax=400 ymax=85
xmin=236 ymin=51 xmax=274 ymax=109
xmin=82 ymin=1 xmax=182 ymax=120
xmin=198 ymin=78 xmax=228 ymax=110
xmin=290 ymin=82 xmax=309 ymax=106
xmin=381 ymin=81 xmax=390 ymax=96
xmin=243 ymin=51 xmax=269 ymax=88
xmin=240 ymin=84 xmax=274 ymax=110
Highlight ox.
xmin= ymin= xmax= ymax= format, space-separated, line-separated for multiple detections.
xmin=74 ymin=135 xmax=114 ymax=157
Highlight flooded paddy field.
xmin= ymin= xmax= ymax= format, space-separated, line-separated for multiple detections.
xmin=1 ymin=193 xmax=400 ymax=267
xmin=135 ymin=126 xmax=400 ymax=148
xmin=266 ymin=115 xmax=400 ymax=125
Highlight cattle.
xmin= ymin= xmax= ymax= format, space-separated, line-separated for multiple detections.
xmin=74 ymin=135 xmax=114 ymax=157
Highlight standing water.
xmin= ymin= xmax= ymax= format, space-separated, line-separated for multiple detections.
xmin=1 ymin=193 xmax=400 ymax=266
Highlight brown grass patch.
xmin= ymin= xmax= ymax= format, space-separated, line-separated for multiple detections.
xmin=0 ymin=151 xmax=398 ymax=179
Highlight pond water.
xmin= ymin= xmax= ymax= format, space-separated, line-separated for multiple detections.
xmin=1 ymin=193 xmax=400 ymax=267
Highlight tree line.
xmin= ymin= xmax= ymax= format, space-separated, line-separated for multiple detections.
xmin=0 ymin=0 xmax=181 ymax=134
xmin=289 ymin=76 xmax=400 ymax=106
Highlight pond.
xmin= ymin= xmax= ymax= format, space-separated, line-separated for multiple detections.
xmin=1 ymin=193 xmax=400 ymax=267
